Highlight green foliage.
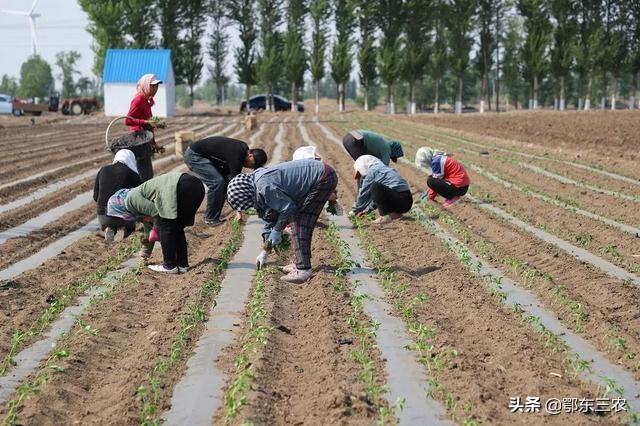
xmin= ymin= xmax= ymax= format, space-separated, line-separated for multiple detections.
xmin=158 ymin=0 xmax=184 ymax=83
xmin=284 ymin=0 xmax=307 ymax=106
xmin=55 ymin=51 xmax=81 ymax=98
xmin=229 ymin=0 xmax=258 ymax=98
xmin=309 ymin=0 xmax=331 ymax=84
xmin=356 ymin=0 xmax=377 ymax=109
xmin=78 ymin=0 xmax=126 ymax=77
xmin=256 ymin=0 xmax=283 ymax=108
xmin=122 ymin=0 xmax=157 ymax=48
xmin=402 ymin=0 xmax=431 ymax=107
xmin=331 ymin=0 xmax=355 ymax=109
xmin=18 ymin=55 xmax=54 ymax=98
xmin=180 ymin=0 xmax=207 ymax=107
xmin=0 ymin=74 xmax=19 ymax=96
xmin=207 ymin=0 xmax=230 ymax=105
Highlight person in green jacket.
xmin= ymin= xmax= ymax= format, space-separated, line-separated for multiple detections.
xmin=122 ymin=172 xmax=205 ymax=274
xmin=341 ymin=129 xmax=404 ymax=166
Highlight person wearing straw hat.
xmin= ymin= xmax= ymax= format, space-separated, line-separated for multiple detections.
xmin=94 ymin=149 xmax=143 ymax=242
xmin=349 ymin=155 xmax=413 ymax=224
xmin=415 ymin=147 xmax=470 ymax=208
xmin=341 ymin=129 xmax=404 ymax=166
xmin=125 ymin=73 xmax=165 ymax=182
xmin=227 ymin=159 xmax=338 ymax=283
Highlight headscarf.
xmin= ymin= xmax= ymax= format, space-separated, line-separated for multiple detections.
xmin=353 ymin=155 xmax=383 ymax=178
xmin=415 ymin=147 xmax=447 ymax=170
xmin=389 ymin=141 xmax=404 ymax=159
xmin=136 ymin=73 xmax=161 ymax=104
xmin=113 ymin=149 xmax=139 ymax=175
xmin=106 ymin=188 xmax=136 ymax=222
xmin=227 ymin=173 xmax=256 ymax=211
xmin=292 ymin=146 xmax=322 ymax=161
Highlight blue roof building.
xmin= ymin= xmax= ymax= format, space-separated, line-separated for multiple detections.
xmin=103 ymin=49 xmax=175 ymax=117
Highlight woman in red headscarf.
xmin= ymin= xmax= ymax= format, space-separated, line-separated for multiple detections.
xmin=125 ymin=73 xmax=163 ymax=182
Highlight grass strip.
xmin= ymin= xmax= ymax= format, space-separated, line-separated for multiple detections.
xmin=138 ymin=220 xmax=243 ymax=425
xmin=323 ymin=221 xmax=398 ymax=425
xmin=1 ymin=236 xmax=141 ymax=375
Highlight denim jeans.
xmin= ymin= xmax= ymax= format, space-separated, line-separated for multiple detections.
xmin=183 ymin=147 xmax=226 ymax=221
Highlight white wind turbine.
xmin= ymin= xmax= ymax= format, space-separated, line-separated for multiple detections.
xmin=0 ymin=0 xmax=41 ymax=56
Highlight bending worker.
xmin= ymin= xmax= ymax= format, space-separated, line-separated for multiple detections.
xmin=184 ymin=136 xmax=267 ymax=226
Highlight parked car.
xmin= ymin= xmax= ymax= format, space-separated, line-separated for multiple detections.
xmin=240 ymin=94 xmax=304 ymax=112
xmin=0 ymin=94 xmax=13 ymax=115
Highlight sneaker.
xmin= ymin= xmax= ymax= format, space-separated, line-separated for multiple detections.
xmin=178 ymin=266 xmax=189 ymax=273
xmin=279 ymin=263 xmax=296 ymax=273
xmin=443 ymin=196 xmax=462 ymax=208
xmin=280 ymin=268 xmax=312 ymax=283
xmin=104 ymin=227 xmax=115 ymax=242
xmin=372 ymin=215 xmax=392 ymax=224
xmin=204 ymin=218 xmax=226 ymax=227
xmin=148 ymin=264 xmax=179 ymax=274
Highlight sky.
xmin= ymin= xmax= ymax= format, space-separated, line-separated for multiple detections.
xmin=0 ymin=0 xmax=94 ymax=80
xmin=0 ymin=0 xmax=245 ymax=86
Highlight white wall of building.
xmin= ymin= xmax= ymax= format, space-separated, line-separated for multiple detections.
xmin=104 ymin=81 xmax=175 ymax=118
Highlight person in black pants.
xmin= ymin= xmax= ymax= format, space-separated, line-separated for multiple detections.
xmin=184 ymin=136 xmax=267 ymax=226
xmin=155 ymin=174 xmax=205 ymax=272
xmin=93 ymin=149 xmax=142 ymax=241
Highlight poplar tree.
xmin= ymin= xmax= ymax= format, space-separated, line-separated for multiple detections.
xmin=309 ymin=0 xmax=331 ymax=114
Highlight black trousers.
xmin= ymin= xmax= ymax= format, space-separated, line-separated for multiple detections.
xmin=427 ymin=176 xmax=469 ymax=200
xmin=136 ymin=156 xmax=154 ymax=182
xmin=158 ymin=174 xmax=205 ymax=268
xmin=97 ymin=214 xmax=136 ymax=237
xmin=342 ymin=134 xmax=367 ymax=161
xmin=371 ymin=183 xmax=413 ymax=215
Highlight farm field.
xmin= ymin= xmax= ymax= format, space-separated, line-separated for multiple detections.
xmin=0 ymin=110 xmax=638 ymax=425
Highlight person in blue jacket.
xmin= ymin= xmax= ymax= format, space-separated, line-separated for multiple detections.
xmin=350 ymin=155 xmax=413 ymax=224
xmin=226 ymin=159 xmax=338 ymax=283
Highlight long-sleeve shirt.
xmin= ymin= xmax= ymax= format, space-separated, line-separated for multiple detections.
xmin=361 ymin=130 xmax=391 ymax=165
xmin=353 ymin=162 xmax=410 ymax=213
xmin=428 ymin=155 xmax=471 ymax=200
xmin=252 ymin=159 xmax=325 ymax=235
xmin=125 ymin=94 xmax=152 ymax=132
xmin=93 ymin=162 xmax=142 ymax=215
xmin=125 ymin=172 xmax=183 ymax=219
xmin=190 ymin=136 xmax=249 ymax=180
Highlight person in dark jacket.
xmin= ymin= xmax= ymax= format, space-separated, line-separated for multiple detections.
xmin=93 ymin=149 xmax=142 ymax=241
xmin=184 ymin=136 xmax=267 ymax=226
xmin=227 ymin=159 xmax=338 ymax=283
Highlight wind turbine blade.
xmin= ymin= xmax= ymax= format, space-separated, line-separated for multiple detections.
xmin=0 ymin=9 xmax=29 ymax=15
xmin=29 ymin=0 xmax=40 ymax=15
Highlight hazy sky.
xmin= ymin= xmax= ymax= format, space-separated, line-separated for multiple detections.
xmin=0 ymin=0 xmax=94 ymax=80
xmin=0 ymin=0 xmax=244 ymax=86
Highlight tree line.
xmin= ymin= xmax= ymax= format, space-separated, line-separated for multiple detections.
xmin=8 ymin=0 xmax=639 ymax=113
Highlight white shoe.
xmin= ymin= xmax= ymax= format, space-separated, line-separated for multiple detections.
xmin=148 ymin=264 xmax=179 ymax=274
xmin=178 ymin=266 xmax=189 ymax=273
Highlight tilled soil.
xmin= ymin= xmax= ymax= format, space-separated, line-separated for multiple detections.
xmin=395 ymin=110 xmax=640 ymax=178
xmin=312 ymin=120 xmax=628 ymax=423
xmin=6 ymin=217 xmax=234 ymax=424
xmin=215 ymin=227 xmax=386 ymax=425
xmin=339 ymin=118 xmax=640 ymax=273
xmin=324 ymin=118 xmax=640 ymax=382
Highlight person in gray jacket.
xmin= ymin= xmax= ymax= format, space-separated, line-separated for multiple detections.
xmin=350 ymin=155 xmax=413 ymax=224
xmin=226 ymin=159 xmax=338 ymax=283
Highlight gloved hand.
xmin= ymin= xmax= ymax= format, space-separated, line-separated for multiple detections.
xmin=268 ymin=229 xmax=282 ymax=246
xmin=256 ymin=250 xmax=268 ymax=270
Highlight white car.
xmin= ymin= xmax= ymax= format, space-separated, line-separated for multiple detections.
xmin=0 ymin=94 xmax=13 ymax=115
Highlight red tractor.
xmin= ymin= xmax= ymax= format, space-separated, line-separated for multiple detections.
xmin=11 ymin=93 xmax=100 ymax=116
